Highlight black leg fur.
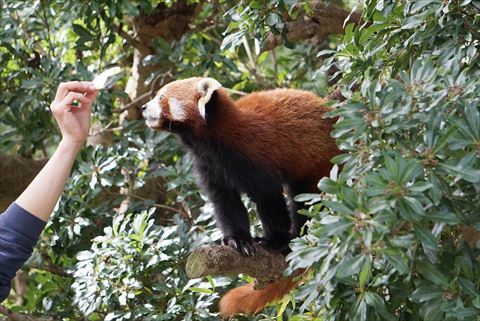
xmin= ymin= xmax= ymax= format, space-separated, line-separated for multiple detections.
xmin=178 ymin=130 xmax=295 ymax=256
xmin=287 ymin=182 xmax=311 ymax=238
xmin=203 ymin=185 xmax=256 ymax=256
xmin=247 ymin=185 xmax=292 ymax=253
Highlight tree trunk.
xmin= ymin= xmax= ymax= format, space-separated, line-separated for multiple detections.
xmin=0 ymin=155 xmax=47 ymax=211
xmin=122 ymin=1 xmax=200 ymax=120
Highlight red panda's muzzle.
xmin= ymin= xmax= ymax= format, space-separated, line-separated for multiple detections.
xmin=141 ymin=96 xmax=164 ymax=130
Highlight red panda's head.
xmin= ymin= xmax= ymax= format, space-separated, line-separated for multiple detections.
xmin=142 ymin=77 xmax=222 ymax=131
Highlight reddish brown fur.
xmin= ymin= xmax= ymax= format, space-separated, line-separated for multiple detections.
xmin=153 ymin=78 xmax=339 ymax=317
xmin=219 ymin=277 xmax=300 ymax=318
xmin=210 ymin=89 xmax=338 ymax=190
xmin=159 ymin=78 xmax=338 ymax=192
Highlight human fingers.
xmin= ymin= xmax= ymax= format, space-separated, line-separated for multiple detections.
xmin=83 ymin=86 xmax=99 ymax=102
xmin=55 ymin=81 xmax=96 ymax=101
xmin=55 ymin=92 xmax=92 ymax=112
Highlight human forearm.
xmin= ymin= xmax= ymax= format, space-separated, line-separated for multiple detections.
xmin=0 ymin=203 xmax=46 ymax=302
xmin=0 ymin=81 xmax=96 ymax=304
xmin=15 ymin=139 xmax=82 ymax=222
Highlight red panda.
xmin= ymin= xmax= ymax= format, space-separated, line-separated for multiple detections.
xmin=142 ymin=77 xmax=339 ymax=317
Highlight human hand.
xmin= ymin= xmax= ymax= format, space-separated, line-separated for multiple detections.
xmin=50 ymin=81 xmax=98 ymax=145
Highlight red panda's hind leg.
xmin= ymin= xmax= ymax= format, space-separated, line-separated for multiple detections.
xmin=247 ymin=184 xmax=292 ymax=254
xmin=287 ymin=180 xmax=319 ymax=238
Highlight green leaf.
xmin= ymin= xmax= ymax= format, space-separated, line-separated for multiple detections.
xmin=425 ymin=211 xmax=460 ymax=224
xmin=294 ymin=193 xmax=321 ymax=202
xmin=410 ymin=285 xmax=443 ymax=302
xmin=358 ymin=257 xmax=371 ymax=291
xmin=440 ymin=154 xmax=480 ymax=183
xmin=321 ymin=219 xmax=354 ymax=237
xmin=337 ymin=254 xmax=366 ymax=279
xmin=322 ymin=200 xmax=354 ymax=215
xmin=189 ymin=287 xmax=213 ymax=294
xmin=421 ymin=298 xmax=443 ymax=321
xmin=72 ymin=23 xmax=92 ymax=39
xmin=408 ymin=182 xmax=432 ymax=193
xmin=365 ymin=292 xmax=396 ymax=321
xmin=418 ymin=260 xmax=449 ymax=287
xmin=398 ymin=198 xmax=420 ymax=221
xmin=404 ymin=196 xmax=425 ymax=216
xmin=458 ymin=278 xmax=479 ymax=298
xmin=318 ymin=177 xmax=339 ymax=194
xmin=384 ymin=249 xmax=409 ymax=274
xmin=276 ymin=294 xmax=291 ymax=320
xmin=122 ymin=0 xmax=140 ymax=16
xmin=351 ymin=295 xmax=367 ymax=321
xmin=414 ymin=227 xmax=439 ymax=251
xmin=265 ymin=13 xmax=282 ymax=28
xmin=220 ymin=30 xmax=246 ymax=50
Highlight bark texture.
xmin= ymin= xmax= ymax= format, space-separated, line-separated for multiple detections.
xmin=0 ymin=155 xmax=47 ymax=211
xmin=262 ymin=2 xmax=362 ymax=52
xmin=122 ymin=1 xmax=200 ymax=120
xmin=186 ymin=245 xmax=287 ymax=286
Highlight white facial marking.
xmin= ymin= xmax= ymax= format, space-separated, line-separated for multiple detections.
xmin=169 ymin=98 xmax=186 ymax=121
xmin=144 ymin=95 xmax=162 ymax=126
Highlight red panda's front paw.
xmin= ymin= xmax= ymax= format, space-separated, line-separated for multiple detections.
xmin=222 ymin=236 xmax=256 ymax=256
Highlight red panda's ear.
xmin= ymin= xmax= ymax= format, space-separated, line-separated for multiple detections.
xmin=197 ymin=78 xmax=222 ymax=119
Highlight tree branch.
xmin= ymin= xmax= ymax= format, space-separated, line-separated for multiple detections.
xmin=186 ymin=244 xmax=287 ymax=288
xmin=187 ymin=0 xmax=220 ymax=34
xmin=113 ymin=23 xmax=150 ymax=54
xmin=261 ymin=2 xmax=362 ymax=52
xmin=0 ymin=305 xmax=53 ymax=321
xmin=114 ymin=72 xmax=165 ymax=114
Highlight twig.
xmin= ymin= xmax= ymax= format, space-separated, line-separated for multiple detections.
xmin=113 ymin=23 xmax=149 ymax=54
xmin=0 ymin=305 xmax=53 ymax=321
xmin=29 ymin=263 xmax=72 ymax=278
xmin=113 ymin=73 xmax=164 ymax=114
xmin=88 ymin=124 xmax=124 ymax=137
xmin=32 ymin=253 xmax=72 ymax=278
xmin=153 ymin=203 xmax=186 ymax=215
xmin=271 ymin=49 xmax=277 ymax=74
xmin=123 ymin=192 xmax=186 ymax=216
xmin=40 ymin=1 xmax=55 ymax=58
xmin=242 ymin=36 xmax=257 ymax=73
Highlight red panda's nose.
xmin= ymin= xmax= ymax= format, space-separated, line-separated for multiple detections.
xmin=141 ymin=104 xmax=147 ymax=112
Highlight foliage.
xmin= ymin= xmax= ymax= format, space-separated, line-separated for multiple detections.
xmin=72 ymin=209 xmax=220 ymax=321
xmin=0 ymin=0 xmax=479 ymax=321
xmin=287 ymin=1 xmax=480 ymax=321
xmin=0 ymin=0 xmax=320 ymax=320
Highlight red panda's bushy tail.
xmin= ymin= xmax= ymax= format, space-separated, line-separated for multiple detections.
xmin=219 ymin=277 xmax=300 ymax=318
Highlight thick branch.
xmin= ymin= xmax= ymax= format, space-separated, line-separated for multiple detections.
xmin=186 ymin=244 xmax=287 ymax=286
xmin=262 ymin=2 xmax=362 ymax=52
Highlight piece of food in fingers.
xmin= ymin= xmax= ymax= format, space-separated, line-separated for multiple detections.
xmin=92 ymin=66 xmax=122 ymax=90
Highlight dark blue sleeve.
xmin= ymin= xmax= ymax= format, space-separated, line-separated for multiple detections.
xmin=0 ymin=203 xmax=46 ymax=303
